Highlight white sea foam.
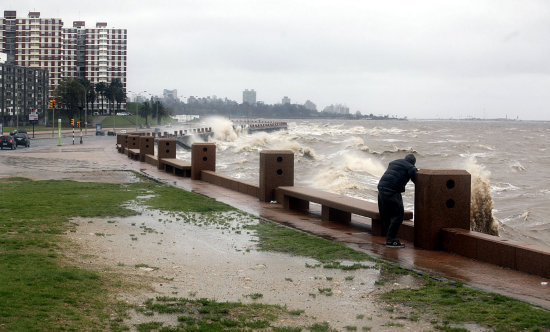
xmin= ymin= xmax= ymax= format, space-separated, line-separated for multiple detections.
xmin=477 ymin=144 xmax=496 ymax=151
xmin=509 ymin=161 xmax=526 ymax=172
xmin=491 ymin=183 xmax=520 ymax=193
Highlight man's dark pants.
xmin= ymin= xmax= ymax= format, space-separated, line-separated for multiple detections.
xmin=377 ymin=188 xmax=404 ymax=242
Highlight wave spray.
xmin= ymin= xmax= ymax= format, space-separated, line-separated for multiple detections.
xmin=464 ymin=158 xmax=499 ymax=235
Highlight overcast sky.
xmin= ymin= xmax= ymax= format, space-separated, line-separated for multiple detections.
xmin=7 ymin=0 xmax=550 ymax=120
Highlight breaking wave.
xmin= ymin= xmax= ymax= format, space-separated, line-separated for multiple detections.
xmin=365 ymin=146 xmax=418 ymax=155
xmin=464 ymin=157 xmax=499 ymax=236
xmin=309 ymin=153 xmax=385 ymax=192
xmin=205 ymin=117 xmax=239 ymax=142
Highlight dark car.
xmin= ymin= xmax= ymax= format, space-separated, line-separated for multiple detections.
xmin=14 ymin=133 xmax=30 ymax=147
xmin=9 ymin=129 xmax=27 ymax=136
xmin=0 ymin=135 xmax=16 ymax=150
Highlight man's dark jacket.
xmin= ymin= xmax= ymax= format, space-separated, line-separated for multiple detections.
xmin=377 ymin=158 xmax=417 ymax=193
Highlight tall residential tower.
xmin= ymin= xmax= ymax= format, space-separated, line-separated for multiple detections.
xmin=0 ymin=10 xmax=127 ymax=110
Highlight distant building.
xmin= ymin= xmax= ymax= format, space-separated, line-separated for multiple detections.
xmin=0 ymin=10 xmax=127 ymax=104
xmin=135 ymin=95 xmax=147 ymax=103
xmin=282 ymin=96 xmax=291 ymax=104
xmin=242 ymin=89 xmax=256 ymax=105
xmin=322 ymin=104 xmax=349 ymax=115
xmin=304 ymin=100 xmax=317 ymax=111
xmin=163 ymin=89 xmax=178 ymax=103
xmin=1 ymin=60 xmax=49 ymax=126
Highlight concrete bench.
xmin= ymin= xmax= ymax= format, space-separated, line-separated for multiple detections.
xmin=145 ymin=154 xmax=158 ymax=167
xmin=201 ymin=170 xmax=259 ymax=197
xmin=275 ymin=186 xmax=413 ymax=225
xmin=161 ymin=158 xmax=191 ymax=177
xmin=127 ymin=148 xmax=140 ymax=161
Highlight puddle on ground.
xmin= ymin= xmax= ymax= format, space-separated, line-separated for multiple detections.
xmin=66 ymin=202 xmax=432 ymax=331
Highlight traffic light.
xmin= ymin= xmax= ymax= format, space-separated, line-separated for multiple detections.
xmin=76 ymin=122 xmax=80 ymax=128
xmin=52 ymin=100 xmax=55 ymax=108
xmin=49 ymin=100 xmax=53 ymax=108
xmin=70 ymin=118 xmax=74 ymax=127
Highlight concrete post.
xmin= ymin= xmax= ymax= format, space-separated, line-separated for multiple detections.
xmin=191 ymin=143 xmax=216 ymax=180
xmin=116 ymin=133 xmax=126 ymax=146
xmin=157 ymin=138 xmax=176 ymax=169
xmin=127 ymin=135 xmax=139 ymax=149
xmin=259 ymin=150 xmax=294 ymax=202
xmin=414 ymin=169 xmax=471 ymax=250
xmin=138 ymin=136 xmax=155 ymax=162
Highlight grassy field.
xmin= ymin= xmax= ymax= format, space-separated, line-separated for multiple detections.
xmin=0 ymin=177 xmax=232 ymax=331
xmin=1 ymin=177 xmax=549 ymax=331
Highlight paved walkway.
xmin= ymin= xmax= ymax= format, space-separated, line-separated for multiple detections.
xmin=3 ymin=138 xmax=550 ymax=309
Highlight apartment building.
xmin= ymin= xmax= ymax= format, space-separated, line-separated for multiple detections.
xmin=0 ymin=10 xmax=127 ymax=112
xmin=0 ymin=54 xmax=49 ymax=127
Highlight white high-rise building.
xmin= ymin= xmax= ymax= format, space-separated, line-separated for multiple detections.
xmin=243 ymin=89 xmax=256 ymax=105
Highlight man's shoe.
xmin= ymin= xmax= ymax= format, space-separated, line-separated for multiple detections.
xmin=386 ymin=240 xmax=405 ymax=248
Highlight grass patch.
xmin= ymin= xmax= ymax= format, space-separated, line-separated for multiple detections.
xmin=247 ymin=222 xmax=374 ymax=264
xmin=140 ymin=183 xmax=235 ymax=213
xmin=382 ymin=279 xmax=550 ymax=331
xmin=244 ymin=293 xmax=264 ymax=300
xmin=138 ymin=297 xmax=320 ymax=330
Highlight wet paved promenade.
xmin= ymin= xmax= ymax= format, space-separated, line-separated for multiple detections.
xmin=2 ymin=136 xmax=549 ymax=309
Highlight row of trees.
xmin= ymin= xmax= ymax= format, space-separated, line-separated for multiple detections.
xmin=53 ymin=77 xmax=125 ymax=119
xmin=54 ymin=77 xmax=174 ymax=127
xmin=172 ymin=98 xmax=319 ymax=118
xmin=130 ymin=99 xmax=170 ymax=126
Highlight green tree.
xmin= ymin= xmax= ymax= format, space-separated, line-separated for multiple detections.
xmin=139 ymin=102 xmax=152 ymax=126
xmin=109 ymin=79 xmax=124 ymax=114
xmin=77 ymin=78 xmax=93 ymax=119
xmin=87 ymin=86 xmax=97 ymax=114
xmin=151 ymin=99 xmax=171 ymax=125
xmin=54 ymin=78 xmax=85 ymax=119
xmin=95 ymin=82 xmax=108 ymax=114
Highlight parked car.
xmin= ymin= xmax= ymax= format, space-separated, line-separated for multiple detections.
xmin=14 ymin=133 xmax=30 ymax=147
xmin=0 ymin=135 xmax=16 ymax=150
xmin=9 ymin=129 xmax=27 ymax=136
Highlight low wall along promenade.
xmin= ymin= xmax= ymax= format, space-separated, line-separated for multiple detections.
xmin=115 ymin=134 xmax=550 ymax=280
